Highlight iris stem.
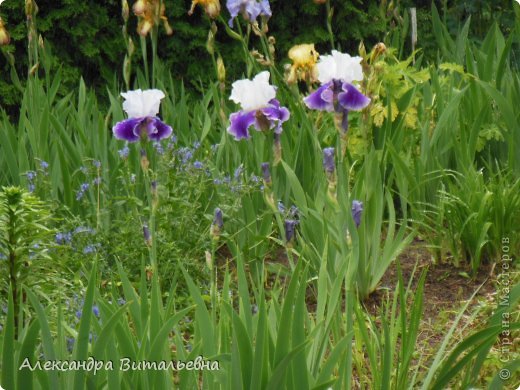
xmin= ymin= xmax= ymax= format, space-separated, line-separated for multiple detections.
xmin=325 ymin=0 xmax=335 ymax=50
xmin=151 ymin=27 xmax=158 ymax=88
xmin=140 ymin=35 xmax=149 ymax=86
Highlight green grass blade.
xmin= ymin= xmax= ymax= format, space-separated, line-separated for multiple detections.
xmin=24 ymin=287 xmax=59 ymax=389
xmin=17 ymin=320 xmax=41 ymax=390
xmin=1 ymin=286 xmax=16 ymax=390
xmin=72 ymin=262 xmax=97 ymax=390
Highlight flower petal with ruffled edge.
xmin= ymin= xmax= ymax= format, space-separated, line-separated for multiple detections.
xmin=338 ymin=83 xmax=371 ymax=111
xmin=257 ymin=0 xmax=271 ymax=19
xmin=113 ymin=118 xmax=142 ymax=142
xmin=227 ymin=110 xmax=256 ymax=140
xmin=227 ymin=0 xmax=271 ymax=27
xmin=260 ymin=99 xmax=290 ymax=133
xmin=226 ymin=0 xmax=242 ymax=26
xmin=317 ymin=50 xmax=364 ymax=85
xmin=146 ymin=117 xmax=173 ymax=141
xmin=121 ymin=89 xmax=165 ymax=118
xmin=230 ymin=71 xmax=276 ymax=112
xmin=303 ymin=82 xmax=334 ymax=112
xmin=113 ymin=117 xmax=172 ymax=143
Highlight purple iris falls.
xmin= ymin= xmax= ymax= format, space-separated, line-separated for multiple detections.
xmin=304 ymin=80 xmax=370 ymax=132
xmin=227 ymin=0 xmax=272 ymax=27
xmin=351 ymin=200 xmax=363 ymax=228
xmin=228 ymin=99 xmax=290 ymax=141
xmin=113 ymin=116 xmax=173 ymax=143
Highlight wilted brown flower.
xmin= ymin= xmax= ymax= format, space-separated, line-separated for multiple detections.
xmin=133 ymin=0 xmax=173 ymax=36
xmin=188 ymin=0 xmax=221 ymax=19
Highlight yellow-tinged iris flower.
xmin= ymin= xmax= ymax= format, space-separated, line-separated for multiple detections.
xmin=0 ymin=18 xmax=9 ymax=46
xmin=287 ymin=43 xmax=319 ymax=84
xmin=133 ymin=0 xmax=172 ymax=36
xmin=188 ymin=0 xmax=221 ymax=19
xmin=0 ymin=0 xmax=10 ymax=46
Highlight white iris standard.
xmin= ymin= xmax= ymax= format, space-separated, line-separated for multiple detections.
xmin=121 ymin=89 xmax=166 ymax=118
xmin=229 ymin=71 xmax=276 ymax=112
xmin=316 ymin=50 xmax=364 ymax=84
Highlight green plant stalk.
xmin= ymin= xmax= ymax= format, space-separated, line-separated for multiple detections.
xmin=325 ymin=0 xmax=335 ymax=50
xmin=140 ymin=35 xmax=150 ymax=87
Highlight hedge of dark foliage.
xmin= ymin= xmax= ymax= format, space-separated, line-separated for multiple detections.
xmin=0 ymin=0 xmax=516 ymax=113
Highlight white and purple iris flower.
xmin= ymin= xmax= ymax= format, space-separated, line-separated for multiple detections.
xmin=226 ymin=0 xmax=271 ymax=27
xmin=304 ymin=50 xmax=370 ymax=132
xmin=112 ymin=89 xmax=173 ymax=143
xmin=227 ymin=71 xmax=290 ymax=141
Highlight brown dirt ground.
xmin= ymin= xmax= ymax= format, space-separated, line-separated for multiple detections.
xmin=364 ymin=238 xmax=496 ymax=324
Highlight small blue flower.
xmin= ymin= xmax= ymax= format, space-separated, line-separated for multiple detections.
xmin=76 ymin=183 xmax=90 ymax=200
xmin=193 ymin=161 xmax=203 ymax=169
xmin=83 ymin=244 xmax=98 ymax=254
xmin=93 ymin=177 xmax=101 ymax=186
xmin=92 ymin=305 xmax=100 ymax=318
xmin=118 ymin=145 xmax=130 ymax=159
xmin=66 ymin=337 xmax=75 ymax=353
xmin=153 ymin=141 xmax=165 ymax=155
xmin=55 ymin=232 xmax=72 ymax=245
xmin=178 ymin=147 xmax=194 ymax=164
xmin=26 ymin=171 xmax=37 ymax=181
xmin=40 ymin=161 xmax=49 ymax=170
xmin=93 ymin=160 xmax=101 ymax=169
xmin=277 ymin=201 xmax=286 ymax=214
xmin=73 ymin=226 xmax=95 ymax=235
xmin=167 ymin=135 xmax=178 ymax=150
xmin=234 ymin=165 xmax=243 ymax=179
